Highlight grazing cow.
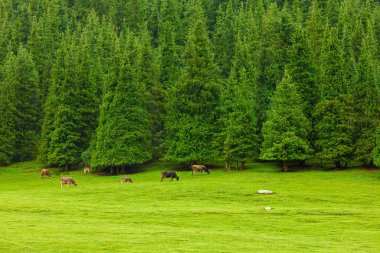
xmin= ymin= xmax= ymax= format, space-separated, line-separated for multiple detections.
xmin=120 ymin=177 xmax=133 ymax=183
xmin=60 ymin=177 xmax=77 ymax=189
xmin=83 ymin=167 xmax=92 ymax=174
xmin=160 ymin=171 xmax=179 ymax=182
xmin=40 ymin=168 xmax=51 ymax=178
xmin=191 ymin=165 xmax=210 ymax=175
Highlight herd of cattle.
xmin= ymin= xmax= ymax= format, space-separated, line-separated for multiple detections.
xmin=40 ymin=165 xmax=211 ymax=188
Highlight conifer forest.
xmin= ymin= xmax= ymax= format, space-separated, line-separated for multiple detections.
xmin=0 ymin=0 xmax=379 ymax=171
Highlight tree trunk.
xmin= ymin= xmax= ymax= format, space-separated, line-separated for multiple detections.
xmin=283 ymin=162 xmax=288 ymax=172
xmin=110 ymin=167 xmax=113 ymax=175
xmin=240 ymin=161 xmax=246 ymax=170
xmin=225 ymin=161 xmax=231 ymax=171
xmin=334 ymin=161 xmax=341 ymax=169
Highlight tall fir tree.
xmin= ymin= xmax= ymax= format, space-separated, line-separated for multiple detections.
xmin=260 ymin=70 xmax=312 ymax=172
xmin=306 ymin=0 xmax=324 ymax=86
xmin=92 ymin=31 xmax=152 ymax=170
xmin=76 ymin=11 xmax=104 ymax=166
xmin=255 ymin=3 xmax=284 ymax=139
xmin=0 ymin=51 xmax=17 ymax=165
xmin=352 ymin=20 xmax=380 ymax=166
xmin=0 ymin=46 xmax=40 ymax=164
xmin=39 ymin=31 xmax=82 ymax=169
xmin=217 ymin=33 xmax=259 ymax=170
xmin=157 ymin=0 xmax=183 ymax=89
xmin=314 ymin=26 xmax=354 ymax=168
xmin=11 ymin=46 xmax=41 ymax=162
xmin=27 ymin=0 xmax=66 ymax=100
xmin=165 ymin=0 xmax=219 ymax=163
xmin=212 ymin=0 xmax=236 ymax=78
xmin=138 ymin=25 xmax=163 ymax=159
xmin=286 ymin=25 xmax=316 ymax=118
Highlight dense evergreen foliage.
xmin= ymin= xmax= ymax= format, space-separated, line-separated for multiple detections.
xmin=0 ymin=0 xmax=379 ymax=170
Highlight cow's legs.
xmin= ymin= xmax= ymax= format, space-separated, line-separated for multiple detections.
xmin=161 ymin=176 xmax=165 ymax=182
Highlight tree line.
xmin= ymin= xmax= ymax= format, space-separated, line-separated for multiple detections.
xmin=0 ymin=0 xmax=379 ymax=171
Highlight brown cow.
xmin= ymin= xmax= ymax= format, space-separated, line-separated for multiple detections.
xmin=83 ymin=167 xmax=92 ymax=175
xmin=60 ymin=177 xmax=77 ymax=189
xmin=191 ymin=165 xmax=210 ymax=175
xmin=40 ymin=168 xmax=51 ymax=178
xmin=120 ymin=177 xmax=133 ymax=183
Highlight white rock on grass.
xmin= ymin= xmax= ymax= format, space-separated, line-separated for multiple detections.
xmin=258 ymin=190 xmax=273 ymax=194
xmin=264 ymin=207 xmax=272 ymax=211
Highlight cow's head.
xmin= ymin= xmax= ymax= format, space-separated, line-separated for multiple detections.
xmin=176 ymin=176 xmax=179 ymax=181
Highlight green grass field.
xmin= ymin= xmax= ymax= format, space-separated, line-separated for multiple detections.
xmin=0 ymin=161 xmax=379 ymax=252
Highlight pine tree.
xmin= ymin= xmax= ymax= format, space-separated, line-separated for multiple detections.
xmin=157 ymin=0 xmax=183 ymax=89
xmin=27 ymin=0 xmax=66 ymax=100
xmin=215 ymin=32 xmax=259 ymax=170
xmin=165 ymin=0 xmax=219 ymax=163
xmin=306 ymin=0 xmax=324 ymax=85
xmin=260 ymin=70 xmax=312 ymax=172
xmin=0 ymin=51 xmax=17 ymax=165
xmin=352 ymin=20 xmax=380 ymax=166
xmin=255 ymin=3 xmax=284 ymax=138
xmin=213 ymin=0 xmax=236 ymax=78
xmin=92 ymin=32 xmax=152 ymax=170
xmin=287 ymin=25 xmax=316 ymax=118
xmin=138 ymin=25 xmax=163 ymax=159
xmin=76 ymin=11 xmax=104 ymax=165
xmin=314 ymin=26 xmax=354 ymax=168
xmin=39 ymin=31 xmax=82 ymax=169
xmin=0 ymin=46 xmax=40 ymax=164
xmin=12 ymin=46 xmax=41 ymax=161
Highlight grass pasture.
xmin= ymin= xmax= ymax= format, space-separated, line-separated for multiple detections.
xmin=0 ymin=161 xmax=380 ymax=252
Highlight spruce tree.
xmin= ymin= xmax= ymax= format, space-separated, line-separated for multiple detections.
xmin=76 ymin=11 xmax=104 ymax=165
xmin=27 ymin=0 xmax=65 ymax=100
xmin=157 ymin=0 xmax=183 ymax=88
xmin=0 ymin=46 xmax=40 ymax=163
xmin=216 ymin=32 xmax=259 ymax=170
xmin=352 ymin=21 xmax=380 ymax=166
xmin=306 ymin=0 xmax=324 ymax=85
xmin=260 ymin=70 xmax=312 ymax=172
xmin=255 ymin=3 xmax=284 ymax=138
xmin=138 ymin=26 xmax=163 ymax=159
xmin=165 ymin=0 xmax=219 ymax=163
xmin=12 ymin=46 xmax=41 ymax=161
xmin=314 ymin=26 xmax=354 ymax=168
xmin=287 ymin=25 xmax=316 ymax=118
xmin=39 ymin=31 xmax=82 ymax=169
xmin=0 ymin=51 xmax=17 ymax=165
xmin=92 ymin=32 xmax=152 ymax=170
xmin=213 ymin=0 xmax=236 ymax=78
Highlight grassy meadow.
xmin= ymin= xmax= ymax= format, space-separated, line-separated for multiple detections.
xmin=0 ymin=161 xmax=379 ymax=252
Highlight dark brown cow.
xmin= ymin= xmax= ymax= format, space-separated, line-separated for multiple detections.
xmin=60 ymin=177 xmax=77 ymax=189
xmin=191 ymin=165 xmax=210 ymax=175
xmin=83 ymin=167 xmax=92 ymax=174
xmin=161 ymin=171 xmax=179 ymax=182
xmin=40 ymin=168 xmax=51 ymax=178
xmin=120 ymin=177 xmax=133 ymax=183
